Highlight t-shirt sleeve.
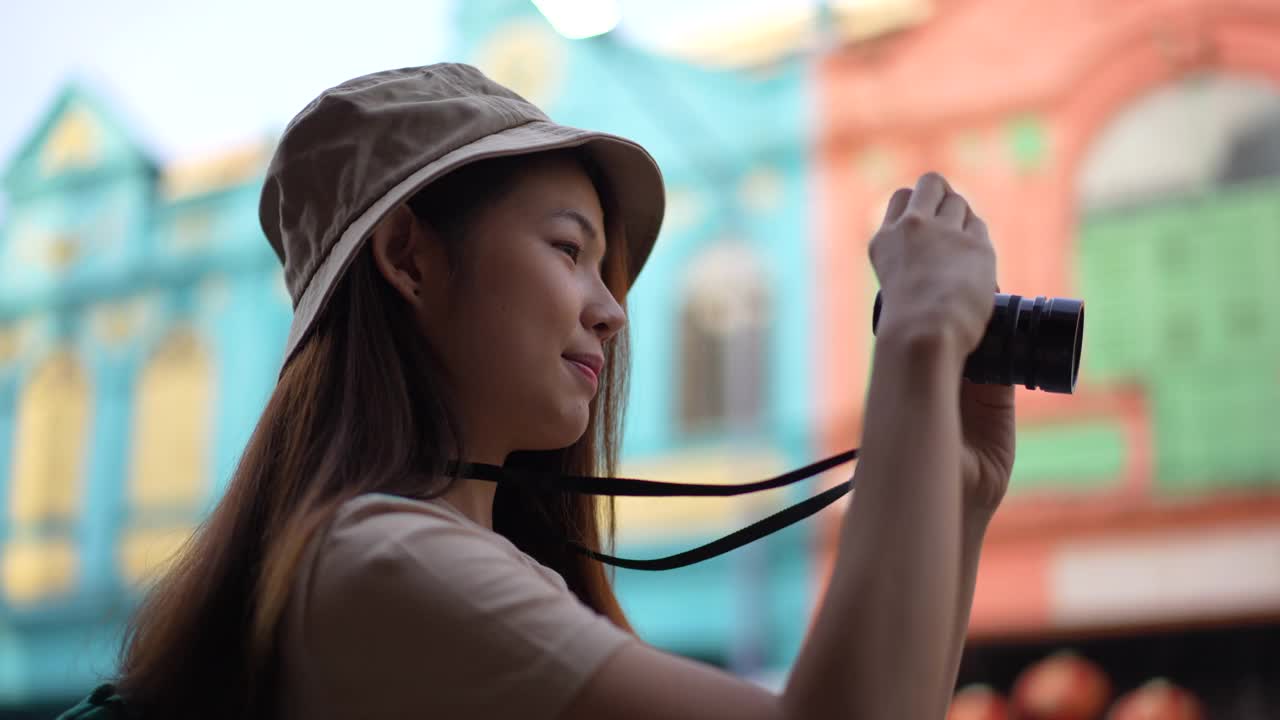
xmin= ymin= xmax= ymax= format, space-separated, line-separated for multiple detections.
xmin=296 ymin=507 xmax=636 ymax=719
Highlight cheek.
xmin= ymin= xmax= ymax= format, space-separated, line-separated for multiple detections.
xmin=433 ymin=252 xmax=585 ymax=395
xmin=481 ymin=263 xmax=579 ymax=340
xmin=442 ymin=282 xmax=560 ymax=378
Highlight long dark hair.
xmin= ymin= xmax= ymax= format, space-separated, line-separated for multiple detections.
xmin=114 ymin=148 xmax=635 ymax=719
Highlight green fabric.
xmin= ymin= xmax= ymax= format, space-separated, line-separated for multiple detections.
xmin=55 ymin=683 xmax=132 ymax=720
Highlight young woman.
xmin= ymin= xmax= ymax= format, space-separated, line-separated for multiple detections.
xmin=92 ymin=64 xmax=1014 ymax=719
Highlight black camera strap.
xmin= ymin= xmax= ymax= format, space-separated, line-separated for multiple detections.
xmin=451 ymin=448 xmax=859 ymax=570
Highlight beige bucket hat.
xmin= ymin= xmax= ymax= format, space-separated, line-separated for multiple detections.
xmin=259 ymin=63 xmax=666 ymax=369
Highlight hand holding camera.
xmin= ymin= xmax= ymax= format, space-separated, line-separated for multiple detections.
xmin=867 ymin=173 xmax=1022 ymax=514
xmin=868 ymin=172 xmax=999 ymax=362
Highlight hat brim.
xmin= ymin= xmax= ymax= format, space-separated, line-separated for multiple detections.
xmin=280 ymin=120 xmax=665 ymax=369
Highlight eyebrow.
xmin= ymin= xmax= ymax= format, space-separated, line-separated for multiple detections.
xmin=550 ymin=208 xmax=600 ymax=243
xmin=549 ymin=208 xmax=607 ymax=268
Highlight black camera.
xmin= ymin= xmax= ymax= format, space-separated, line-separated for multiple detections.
xmin=872 ymin=291 xmax=1085 ymax=394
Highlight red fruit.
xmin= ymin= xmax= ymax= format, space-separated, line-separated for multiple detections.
xmin=1009 ymin=651 xmax=1112 ymax=720
xmin=949 ymin=684 xmax=1010 ymax=720
xmin=1107 ymin=679 xmax=1205 ymax=720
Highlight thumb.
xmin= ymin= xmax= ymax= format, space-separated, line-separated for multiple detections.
xmin=960 ymin=377 xmax=1015 ymax=413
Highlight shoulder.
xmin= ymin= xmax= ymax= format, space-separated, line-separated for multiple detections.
xmin=283 ymin=492 xmax=637 ymax=718
xmin=314 ymin=492 xmax=562 ymax=604
xmin=329 ymin=491 xmax=491 ymax=541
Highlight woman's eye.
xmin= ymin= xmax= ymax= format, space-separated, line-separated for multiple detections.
xmin=554 ymin=242 xmax=582 ymax=262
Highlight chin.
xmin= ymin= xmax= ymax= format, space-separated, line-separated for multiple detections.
xmin=524 ymin=404 xmax=590 ymax=450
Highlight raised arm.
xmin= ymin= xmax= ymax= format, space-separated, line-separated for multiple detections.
xmin=564 ymin=173 xmax=1004 ymax=720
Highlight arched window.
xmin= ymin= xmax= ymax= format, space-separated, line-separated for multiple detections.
xmin=1078 ymin=73 xmax=1280 ymax=212
xmin=120 ymin=327 xmax=212 ymax=585
xmin=678 ymin=243 xmax=773 ymax=434
xmin=4 ymin=350 xmax=90 ymax=604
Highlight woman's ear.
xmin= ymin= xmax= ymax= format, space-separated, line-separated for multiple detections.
xmin=371 ymin=203 xmax=433 ymax=305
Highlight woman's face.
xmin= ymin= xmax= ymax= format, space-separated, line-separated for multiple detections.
xmin=409 ymin=155 xmax=626 ymax=463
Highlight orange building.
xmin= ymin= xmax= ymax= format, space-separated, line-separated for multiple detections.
xmin=814 ymin=0 xmax=1280 ymax=713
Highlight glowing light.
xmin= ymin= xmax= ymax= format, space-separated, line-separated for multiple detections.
xmin=531 ymin=0 xmax=621 ymax=39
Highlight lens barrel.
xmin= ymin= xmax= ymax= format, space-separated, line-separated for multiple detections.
xmin=872 ymin=291 xmax=1084 ymax=394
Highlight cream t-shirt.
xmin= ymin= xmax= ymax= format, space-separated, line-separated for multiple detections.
xmin=278 ymin=492 xmax=636 ymax=719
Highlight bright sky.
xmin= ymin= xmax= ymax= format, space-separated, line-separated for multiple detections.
xmin=1 ymin=0 xmax=458 ymax=171
xmin=0 ymin=0 xmax=811 ymax=170
xmin=0 ymin=0 xmax=812 ymax=224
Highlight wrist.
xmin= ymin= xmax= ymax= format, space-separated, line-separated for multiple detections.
xmin=961 ymin=501 xmax=997 ymax=535
xmin=875 ymin=319 xmax=968 ymax=369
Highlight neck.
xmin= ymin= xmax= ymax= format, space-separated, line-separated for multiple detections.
xmin=437 ymin=448 xmax=506 ymax=530
xmin=438 ymin=478 xmax=498 ymax=530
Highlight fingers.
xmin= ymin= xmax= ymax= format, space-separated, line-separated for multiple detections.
xmin=937 ymin=192 xmax=968 ymax=228
xmin=960 ymin=375 xmax=1016 ymax=412
xmin=906 ymin=172 xmax=948 ymax=217
xmin=882 ymin=187 xmax=913 ymax=224
xmin=964 ymin=209 xmax=986 ymax=237
xmin=884 ymin=173 xmax=981 ymax=233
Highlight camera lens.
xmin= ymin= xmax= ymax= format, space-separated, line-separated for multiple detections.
xmin=872 ymin=291 xmax=1084 ymax=394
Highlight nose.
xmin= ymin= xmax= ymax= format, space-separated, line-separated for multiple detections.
xmin=585 ymin=280 xmax=627 ymax=344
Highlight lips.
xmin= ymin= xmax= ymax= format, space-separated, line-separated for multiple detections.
xmin=563 ymin=353 xmax=603 ymax=386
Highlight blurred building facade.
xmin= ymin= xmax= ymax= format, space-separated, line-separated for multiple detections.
xmin=0 ymin=0 xmax=828 ymax=709
xmin=0 ymin=82 xmax=291 ymax=709
xmin=0 ymin=0 xmax=1278 ymax=715
xmin=812 ymin=0 xmax=1280 ymax=715
xmin=453 ymin=0 xmax=824 ymax=685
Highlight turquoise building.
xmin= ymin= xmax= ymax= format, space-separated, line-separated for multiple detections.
xmin=0 ymin=82 xmax=293 ymax=711
xmin=0 ymin=0 xmax=821 ymax=710
xmin=453 ymin=0 xmax=819 ymax=680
